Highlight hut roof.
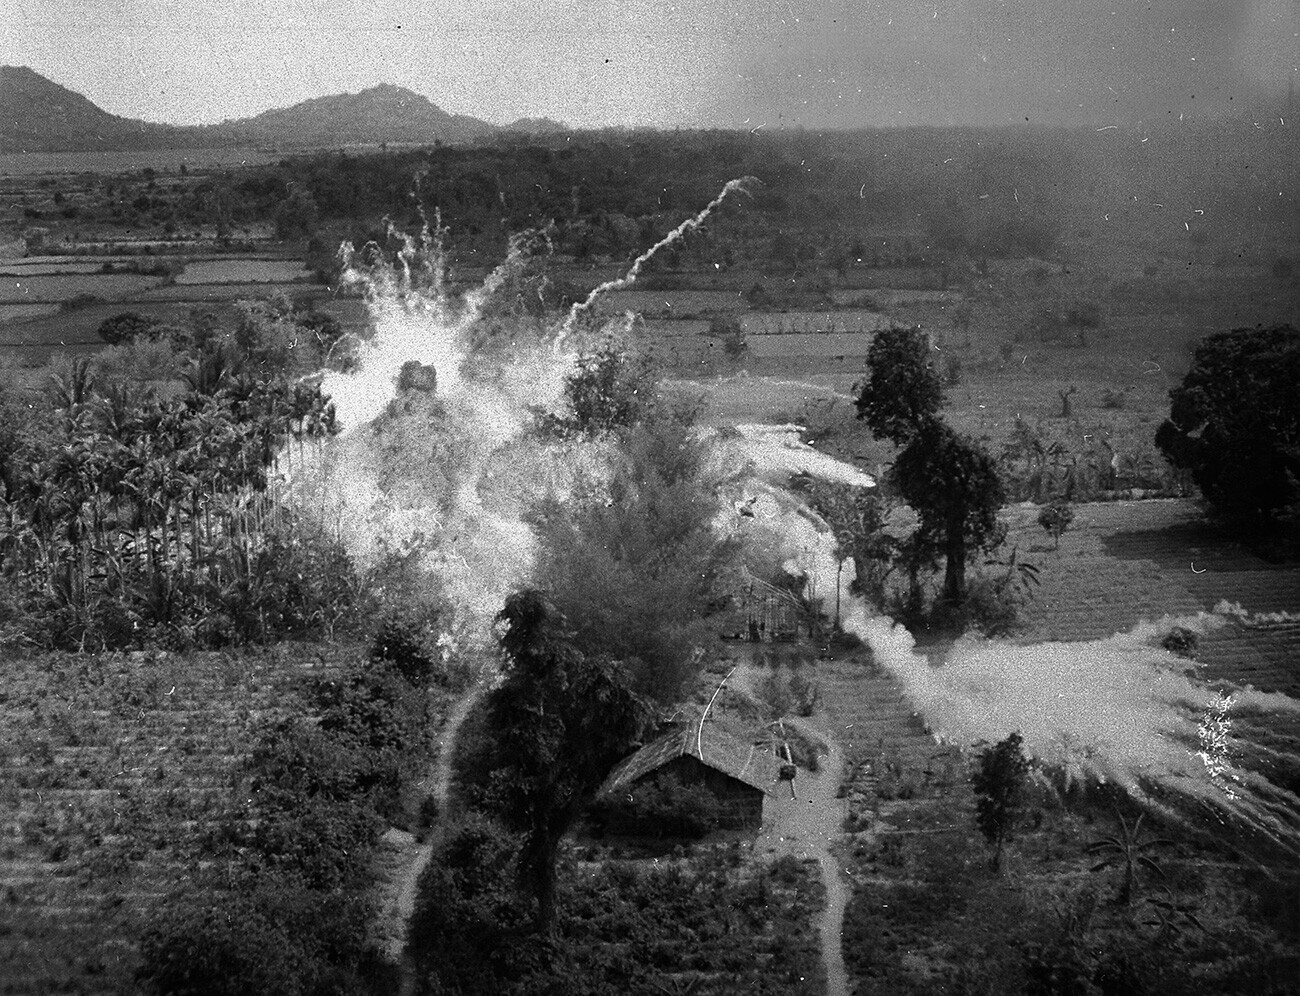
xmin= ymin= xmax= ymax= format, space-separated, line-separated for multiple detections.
xmin=600 ymin=721 xmax=778 ymax=796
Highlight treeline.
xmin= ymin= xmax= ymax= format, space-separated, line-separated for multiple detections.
xmin=60 ymin=118 xmax=1293 ymax=278
xmin=0 ymin=296 xmax=353 ymax=650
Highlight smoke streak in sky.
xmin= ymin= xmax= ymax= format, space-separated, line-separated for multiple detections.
xmin=558 ymin=176 xmax=758 ymax=342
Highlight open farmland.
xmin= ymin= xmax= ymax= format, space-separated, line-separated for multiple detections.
xmin=0 ymin=272 xmax=168 ymax=302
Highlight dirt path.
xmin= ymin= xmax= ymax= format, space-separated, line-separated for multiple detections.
xmin=755 ymin=728 xmax=850 ymax=996
xmin=373 ymin=683 xmax=485 ymax=996
xmin=734 ymin=656 xmax=851 ymax=996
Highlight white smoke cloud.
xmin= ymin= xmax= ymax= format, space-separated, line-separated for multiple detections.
xmin=715 ymin=419 xmax=1300 ymax=854
xmin=287 ymin=181 xmax=758 ymax=648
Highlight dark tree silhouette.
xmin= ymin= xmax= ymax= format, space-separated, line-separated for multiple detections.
xmin=893 ymin=422 xmax=1006 ymax=604
xmin=96 ymin=311 xmax=162 ymax=345
xmin=854 ymin=326 xmax=943 ymax=444
xmin=972 ymin=731 xmax=1030 ymax=872
xmin=489 ymin=590 xmax=647 ymax=935
xmin=1155 ymin=325 xmax=1300 ymax=521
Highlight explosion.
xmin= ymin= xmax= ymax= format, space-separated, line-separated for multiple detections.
xmin=284 ymin=181 xmax=757 ymax=648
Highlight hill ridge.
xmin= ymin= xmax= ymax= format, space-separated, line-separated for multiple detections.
xmin=1 ymin=66 xmax=505 ymax=152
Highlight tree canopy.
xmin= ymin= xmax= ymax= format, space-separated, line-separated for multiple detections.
xmin=530 ymin=405 xmax=734 ymax=702
xmin=1155 ymin=325 xmax=1300 ymax=520
xmin=854 ymin=326 xmax=1005 ymax=607
xmin=544 ymin=334 xmax=659 ymax=439
xmin=854 ymin=326 xmax=944 ymax=445
xmin=892 ymin=422 xmax=1005 ymax=604
xmin=972 ymin=732 xmax=1030 ymax=873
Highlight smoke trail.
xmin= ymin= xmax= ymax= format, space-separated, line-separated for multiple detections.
xmin=557 ymin=176 xmax=759 ymax=343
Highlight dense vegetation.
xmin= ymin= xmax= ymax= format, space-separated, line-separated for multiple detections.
xmin=5 ymin=116 xmax=1300 ymax=995
xmin=0 ymin=298 xmax=355 ymax=651
xmin=1156 ymin=324 xmax=1300 ymax=524
xmin=853 ymin=325 xmax=1015 ymax=625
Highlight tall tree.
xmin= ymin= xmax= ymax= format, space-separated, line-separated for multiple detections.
xmin=854 ymin=326 xmax=944 ymax=445
xmin=855 ymin=326 xmax=1005 ymax=606
xmin=1155 ymin=325 xmax=1300 ymax=521
xmin=531 ymin=405 xmax=735 ymax=702
xmin=892 ymin=421 xmax=1005 ymax=605
xmin=972 ymin=731 xmax=1030 ymax=873
xmin=489 ymin=590 xmax=647 ymax=935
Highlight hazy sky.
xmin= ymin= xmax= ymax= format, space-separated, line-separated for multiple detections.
xmin=5 ymin=0 xmax=1298 ymax=128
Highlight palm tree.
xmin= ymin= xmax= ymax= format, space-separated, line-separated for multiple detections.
xmin=1086 ymin=811 xmax=1174 ymax=905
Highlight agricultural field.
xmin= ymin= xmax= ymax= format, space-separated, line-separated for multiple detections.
xmin=0 ymin=645 xmax=348 ymax=992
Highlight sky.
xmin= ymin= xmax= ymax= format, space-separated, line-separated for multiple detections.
xmin=4 ymin=0 xmax=1298 ymax=129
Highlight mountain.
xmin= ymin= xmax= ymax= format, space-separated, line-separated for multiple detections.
xmin=503 ymin=116 xmax=570 ymax=136
xmin=218 ymin=83 xmax=499 ymax=146
xmin=0 ymin=65 xmax=197 ymax=152
xmin=1 ymin=67 xmax=503 ymax=153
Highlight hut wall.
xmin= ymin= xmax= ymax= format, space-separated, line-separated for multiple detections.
xmin=657 ymin=755 xmax=765 ymax=829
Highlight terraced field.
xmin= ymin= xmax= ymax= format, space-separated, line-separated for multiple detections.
xmin=1002 ymin=498 xmax=1300 ymax=696
xmin=0 ymin=646 xmax=345 ymax=994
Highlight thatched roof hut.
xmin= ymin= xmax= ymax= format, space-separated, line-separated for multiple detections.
xmin=599 ymin=721 xmax=778 ymax=829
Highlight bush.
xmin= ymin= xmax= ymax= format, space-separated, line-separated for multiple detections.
xmin=138 ymin=884 xmax=392 ymax=996
xmin=367 ymin=615 xmax=440 ymax=687
xmin=589 ymin=772 xmax=722 ymax=838
xmin=711 ymin=314 xmax=748 ymax=361
xmin=96 ymin=311 xmax=163 ymax=345
xmin=972 ymin=731 xmax=1030 ymax=872
xmin=409 ymin=815 xmax=533 ymax=993
xmin=234 ymin=719 xmax=385 ymax=888
xmin=1161 ymin=626 xmax=1199 ymax=659
xmin=1155 ymin=325 xmax=1300 ymax=520
xmin=1037 ymin=500 xmax=1074 ymax=550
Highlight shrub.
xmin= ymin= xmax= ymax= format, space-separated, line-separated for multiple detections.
xmin=788 ymin=666 xmax=820 ymax=716
xmin=138 ymin=890 xmax=306 ymax=996
xmin=759 ymin=667 xmax=794 ymax=719
xmin=96 ymin=311 xmax=163 ymax=345
xmin=1161 ymin=626 xmax=1199 ymax=659
xmin=409 ymin=815 xmax=533 ymax=992
xmin=1037 ymin=500 xmax=1074 ymax=549
xmin=972 ymin=731 xmax=1030 ymax=871
xmin=234 ymin=719 xmax=385 ymax=888
xmin=589 ymin=772 xmax=722 ymax=838
xmin=711 ymin=314 xmax=748 ymax=361
xmin=138 ymin=884 xmax=391 ymax=996
xmin=367 ymin=615 xmax=440 ymax=687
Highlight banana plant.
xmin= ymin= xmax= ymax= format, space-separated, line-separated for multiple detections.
xmin=1086 ymin=811 xmax=1174 ymax=906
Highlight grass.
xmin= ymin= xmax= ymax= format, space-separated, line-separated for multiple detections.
xmin=551 ymin=848 xmax=827 ymax=995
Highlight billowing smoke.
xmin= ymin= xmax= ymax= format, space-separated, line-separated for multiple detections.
xmin=284 ymin=184 xmax=755 ymax=650
xmin=279 ymin=185 xmax=1300 ymax=856
xmin=718 ymin=425 xmax=1300 ymax=855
